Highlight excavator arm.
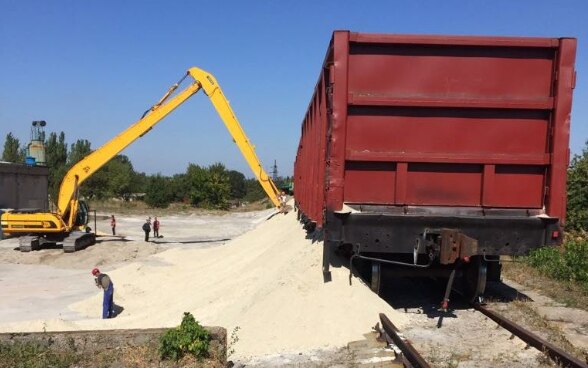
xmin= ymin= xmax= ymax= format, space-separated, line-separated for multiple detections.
xmin=58 ymin=67 xmax=281 ymax=227
xmin=186 ymin=68 xmax=281 ymax=208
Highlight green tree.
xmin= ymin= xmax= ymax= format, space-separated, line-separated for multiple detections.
xmin=185 ymin=163 xmax=230 ymax=209
xmin=243 ymin=178 xmax=266 ymax=202
xmin=67 ymin=139 xmax=98 ymax=198
xmin=67 ymin=139 xmax=92 ymax=165
xmin=104 ymin=155 xmax=135 ymax=199
xmin=82 ymin=155 xmax=136 ymax=200
xmin=45 ymin=131 xmax=68 ymax=202
xmin=145 ymin=174 xmax=174 ymax=208
xmin=170 ymin=173 xmax=189 ymax=202
xmin=2 ymin=132 xmax=24 ymax=163
xmin=227 ymin=170 xmax=246 ymax=199
xmin=131 ymin=172 xmax=149 ymax=194
xmin=207 ymin=163 xmax=231 ymax=208
xmin=567 ymin=140 xmax=588 ymax=231
xmin=186 ymin=164 xmax=209 ymax=206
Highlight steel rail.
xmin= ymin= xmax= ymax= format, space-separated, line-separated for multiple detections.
xmin=379 ymin=313 xmax=431 ymax=368
xmin=474 ymin=304 xmax=588 ymax=368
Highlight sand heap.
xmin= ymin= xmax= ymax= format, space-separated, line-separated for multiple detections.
xmin=0 ymin=208 xmax=408 ymax=359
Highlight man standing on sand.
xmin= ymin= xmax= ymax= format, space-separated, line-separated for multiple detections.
xmin=92 ymin=268 xmax=114 ymax=319
xmin=142 ymin=218 xmax=151 ymax=242
xmin=110 ymin=215 xmax=116 ymax=236
xmin=153 ymin=217 xmax=160 ymax=238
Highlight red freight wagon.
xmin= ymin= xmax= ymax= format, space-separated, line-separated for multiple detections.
xmin=294 ymin=31 xmax=576 ymax=303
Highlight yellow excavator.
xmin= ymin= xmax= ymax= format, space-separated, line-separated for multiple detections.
xmin=1 ymin=67 xmax=282 ymax=252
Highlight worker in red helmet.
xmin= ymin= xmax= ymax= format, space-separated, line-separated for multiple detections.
xmin=91 ymin=268 xmax=115 ymax=319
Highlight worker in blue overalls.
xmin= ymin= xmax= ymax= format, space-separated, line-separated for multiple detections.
xmin=92 ymin=268 xmax=115 ymax=319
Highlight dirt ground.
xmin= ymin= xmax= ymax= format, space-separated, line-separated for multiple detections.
xmin=0 ymin=210 xmax=271 ymax=326
xmin=0 ymin=207 xmax=405 ymax=365
xmin=3 ymin=207 xmax=587 ymax=367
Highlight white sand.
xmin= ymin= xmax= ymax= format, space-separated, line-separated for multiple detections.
xmin=0 ymin=209 xmax=407 ymax=359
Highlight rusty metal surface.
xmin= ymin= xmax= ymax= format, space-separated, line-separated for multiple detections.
xmin=474 ymin=304 xmax=588 ymax=368
xmin=379 ymin=313 xmax=431 ymax=368
xmin=439 ymin=229 xmax=479 ymax=264
xmin=294 ymin=31 xmax=576 ymax=229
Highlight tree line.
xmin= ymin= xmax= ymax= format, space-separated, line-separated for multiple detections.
xmin=2 ymin=131 xmax=289 ymax=210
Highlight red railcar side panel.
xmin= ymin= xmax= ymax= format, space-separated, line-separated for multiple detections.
xmin=295 ymin=31 xmax=576 ymax=229
xmin=325 ymin=32 xmax=349 ymax=213
xmin=345 ymin=111 xmax=549 ymax=161
xmin=344 ymin=162 xmax=396 ymax=204
xmin=294 ymin=54 xmax=331 ymax=227
xmin=347 ymin=46 xmax=554 ymax=101
xmin=548 ymin=38 xmax=577 ymax=223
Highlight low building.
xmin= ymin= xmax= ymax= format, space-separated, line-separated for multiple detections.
xmin=0 ymin=161 xmax=49 ymax=210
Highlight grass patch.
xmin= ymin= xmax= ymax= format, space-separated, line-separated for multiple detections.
xmin=503 ymin=260 xmax=588 ymax=311
xmin=502 ymin=233 xmax=588 ymax=311
xmin=0 ymin=325 xmax=224 ymax=368
xmin=526 ymin=233 xmax=588 ymax=288
xmin=0 ymin=340 xmax=79 ymax=368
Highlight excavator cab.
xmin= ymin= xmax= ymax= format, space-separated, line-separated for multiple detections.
xmin=74 ymin=200 xmax=91 ymax=231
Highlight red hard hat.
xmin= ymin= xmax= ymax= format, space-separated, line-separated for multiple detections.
xmin=91 ymin=268 xmax=100 ymax=275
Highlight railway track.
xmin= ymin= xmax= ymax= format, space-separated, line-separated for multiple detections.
xmin=378 ymin=303 xmax=588 ymax=368
xmin=473 ymin=303 xmax=588 ymax=368
xmin=376 ymin=277 xmax=588 ymax=368
xmin=377 ymin=313 xmax=431 ymax=368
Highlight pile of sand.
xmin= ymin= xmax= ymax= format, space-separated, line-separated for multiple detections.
xmin=0 ymin=209 xmax=407 ymax=359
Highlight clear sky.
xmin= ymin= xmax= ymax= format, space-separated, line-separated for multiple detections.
xmin=1 ymin=0 xmax=587 ymax=177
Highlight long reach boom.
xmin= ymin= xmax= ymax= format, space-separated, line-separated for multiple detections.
xmin=2 ymin=67 xmax=282 ymax=252
xmin=58 ymin=67 xmax=281 ymax=227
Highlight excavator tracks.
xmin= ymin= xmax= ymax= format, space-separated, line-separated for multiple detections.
xmin=63 ymin=231 xmax=96 ymax=253
xmin=18 ymin=236 xmax=40 ymax=252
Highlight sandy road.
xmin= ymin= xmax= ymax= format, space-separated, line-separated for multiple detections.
xmin=0 ymin=210 xmax=273 ymax=325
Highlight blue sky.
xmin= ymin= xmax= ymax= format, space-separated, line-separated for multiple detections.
xmin=1 ymin=0 xmax=587 ymax=177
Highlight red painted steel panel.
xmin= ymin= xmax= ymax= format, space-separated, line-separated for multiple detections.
xmin=489 ymin=165 xmax=546 ymax=208
xmin=294 ymin=31 xmax=576 ymax=228
xmin=405 ymin=163 xmax=483 ymax=206
xmin=345 ymin=110 xmax=549 ymax=158
xmin=325 ymin=32 xmax=350 ymax=214
xmin=294 ymin=63 xmax=330 ymax=227
xmin=548 ymin=39 xmax=577 ymax=223
xmin=349 ymin=32 xmax=559 ymax=48
xmin=344 ymin=162 xmax=396 ymax=204
xmin=347 ymin=47 xmax=554 ymax=101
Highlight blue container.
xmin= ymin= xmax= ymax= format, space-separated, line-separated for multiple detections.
xmin=25 ymin=156 xmax=36 ymax=166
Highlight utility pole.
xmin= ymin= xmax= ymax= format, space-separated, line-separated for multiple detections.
xmin=271 ymin=160 xmax=278 ymax=181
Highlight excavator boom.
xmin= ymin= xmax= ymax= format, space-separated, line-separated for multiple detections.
xmin=58 ymin=67 xmax=281 ymax=225
xmin=2 ymin=67 xmax=282 ymax=251
xmin=187 ymin=68 xmax=281 ymax=208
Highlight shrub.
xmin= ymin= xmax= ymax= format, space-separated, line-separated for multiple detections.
xmin=527 ymin=235 xmax=588 ymax=287
xmin=159 ymin=312 xmax=210 ymax=361
xmin=567 ymin=140 xmax=588 ymax=231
